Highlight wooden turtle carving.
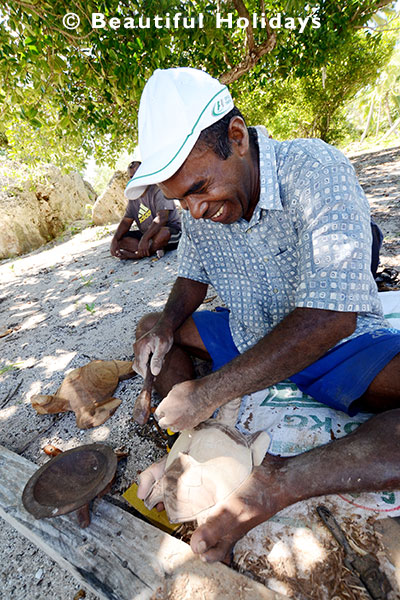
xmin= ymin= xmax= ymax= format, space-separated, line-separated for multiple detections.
xmin=141 ymin=398 xmax=271 ymax=523
xmin=31 ymin=360 xmax=135 ymax=429
xmin=22 ymin=443 xmax=119 ymax=528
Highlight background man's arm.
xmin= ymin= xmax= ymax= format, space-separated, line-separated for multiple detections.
xmin=137 ymin=209 xmax=170 ymax=256
xmin=110 ymin=217 xmax=134 ymax=256
xmin=155 ymin=307 xmax=357 ymax=430
xmin=134 ymin=276 xmax=208 ymax=376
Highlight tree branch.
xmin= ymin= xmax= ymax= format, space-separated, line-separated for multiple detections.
xmin=232 ymin=0 xmax=254 ymax=51
xmin=13 ymin=1 xmax=94 ymax=41
xmin=350 ymin=0 xmax=395 ymax=24
xmin=219 ymin=0 xmax=277 ymax=84
xmin=219 ymin=32 xmax=277 ymax=84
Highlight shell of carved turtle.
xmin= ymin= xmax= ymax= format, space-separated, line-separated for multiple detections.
xmin=142 ymin=398 xmax=271 ymax=523
xmin=22 ymin=443 xmax=120 ymax=528
xmin=31 ymin=360 xmax=135 ymax=429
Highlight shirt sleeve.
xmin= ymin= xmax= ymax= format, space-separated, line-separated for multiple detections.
xmin=177 ymin=214 xmax=210 ymax=284
xmin=124 ymin=199 xmax=137 ymax=219
xmin=294 ymin=160 xmax=374 ymax=313
xmin=151 ymin=187 xmax=178 ymax=212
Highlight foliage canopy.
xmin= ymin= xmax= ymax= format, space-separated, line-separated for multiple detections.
xmin=0 ymin=0 xmax=397 ymax=168
xmin=237 ymin=27 xmax=396 ymax=144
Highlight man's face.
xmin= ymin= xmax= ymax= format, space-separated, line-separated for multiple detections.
xmin=158 ymin=118 xmax=259 ymax=224
xmin=128 ymin=162 xmax=140 ymax=179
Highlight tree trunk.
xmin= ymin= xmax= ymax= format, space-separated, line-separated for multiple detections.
xmin=385 ymin=92 xmax=393 ymax=127
xmin=360 ymin=97 xmax=374 ymax=143
xmin=379 ymin=116 xmax=400 ymax=142
xmin=375 ymin=98 xmax=382 ymax=136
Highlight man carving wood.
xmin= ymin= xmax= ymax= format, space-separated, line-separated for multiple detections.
xmin=127 ymin=68 xmax=400 ymax=564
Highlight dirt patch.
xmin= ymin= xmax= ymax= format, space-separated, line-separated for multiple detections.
xmin=350 ymin=145 xmax=400 ymax=274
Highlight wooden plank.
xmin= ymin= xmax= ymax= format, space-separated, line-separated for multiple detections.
xmin=0 ymin=445 xmax=286 ymax=600
xmin=374 ymin=518 xmax=400 ymax=590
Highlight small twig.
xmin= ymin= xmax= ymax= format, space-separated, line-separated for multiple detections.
xmin=0 ymin=328 xmax=13 ymax=339
xmin=17 ymin=415 xmax=62 ymax=453
xmin=0 ymin=381 xmax=22 ymax=409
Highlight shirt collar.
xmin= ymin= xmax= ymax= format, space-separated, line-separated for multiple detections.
xmin=254 ymin=126 xmax=282 ymax=212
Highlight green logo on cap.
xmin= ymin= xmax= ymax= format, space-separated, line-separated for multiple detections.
xmin=212 ymin=96 xmax=231 ymax=116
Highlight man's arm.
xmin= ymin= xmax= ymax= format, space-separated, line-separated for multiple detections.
xmin=155 ymin=307 xmax=357 ymax=430
xmin=137 ymin=209 xmax=170 ymax=256
xmin=134 ymin=276 xmax=208 ymax=376
xmin=211 ymin=307 xmax=356 ymax=397
xmin=110 ymin=217 xmax=134 ymax=257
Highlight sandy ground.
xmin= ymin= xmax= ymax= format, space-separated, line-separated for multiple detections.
xmin=0 ymin=144 xmax=399 ymax=600
xmin=350 ymin=145 xmax=400 ymax=272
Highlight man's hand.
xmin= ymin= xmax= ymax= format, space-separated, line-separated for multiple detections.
xmin=137 ymin=455 xmax=167 ymax=510
xmin=110 ymin=236 xmax=121 ymax=257
xmin=133 ymin=321 xmax=174 ymax=377
xmin=111 ymin=241 xmax=141 ymax=260
xmin=119 ymin=248 xmax=142 ymax=260
xmin=155 ymin=379 xmax=218 ymax=431
xmin=137 ymin=236 xmax=152 ymax=257
xmin=111 ymin=217 xmax=135 ymax=258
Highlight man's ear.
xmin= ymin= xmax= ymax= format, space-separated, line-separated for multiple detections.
xmin=228 ymin=116 xmax=249 ymax=156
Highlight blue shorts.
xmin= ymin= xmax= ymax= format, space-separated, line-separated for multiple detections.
xmin=192 ymin=308 xmax=400 ymax=416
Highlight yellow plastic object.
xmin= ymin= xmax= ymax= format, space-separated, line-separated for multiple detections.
xmin=166 ymin=428 xmax=179 ymax=452
xmin=122 ymin=482 xmax=180 ymax=533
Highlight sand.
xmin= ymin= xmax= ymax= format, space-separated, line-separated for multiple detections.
xmin=0 ymin=144 xmax=399 ymax=599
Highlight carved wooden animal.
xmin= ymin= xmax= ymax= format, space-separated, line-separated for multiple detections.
xmin=142 ymin=398 xmax=271 ymax=523
xmin=22 ymin=443 xmax=118 ymax=528
xmin=31 ymin=360 xmax=135 ymax=429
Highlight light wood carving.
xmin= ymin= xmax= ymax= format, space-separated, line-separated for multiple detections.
xmin=31 ymin=360 xmax=135 ymax=429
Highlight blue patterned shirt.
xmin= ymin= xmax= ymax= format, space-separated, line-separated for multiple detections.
xmin=177 ymin=128 xmax=386 ymax=354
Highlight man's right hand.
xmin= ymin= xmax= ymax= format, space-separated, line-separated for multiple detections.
xmin=133 ymin=320 xmax=174 ymax=377
xmin=110 ymin=237 xmax=121 ymax=258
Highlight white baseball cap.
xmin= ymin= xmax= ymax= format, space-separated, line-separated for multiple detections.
xmin=125 ymin=67 xmax=234 ymax=199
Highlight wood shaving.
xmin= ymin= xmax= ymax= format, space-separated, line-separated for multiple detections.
xmin=232 ymin=505 xmax=384 ymax=600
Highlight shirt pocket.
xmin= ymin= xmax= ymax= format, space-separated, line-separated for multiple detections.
xmin=272 ymin=247 xmax=299 ymax=285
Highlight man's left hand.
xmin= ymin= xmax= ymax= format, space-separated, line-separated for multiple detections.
xmin=119 ymin=248 xmax=140 ymax=260
xmin=138 ymin=237 xmax=152 ymax=257
xmin=155 ymin=379 xmax=219 ymax=431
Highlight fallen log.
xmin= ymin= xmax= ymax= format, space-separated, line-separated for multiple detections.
xmin=0 ymin=445 xmax=285 ymax=600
